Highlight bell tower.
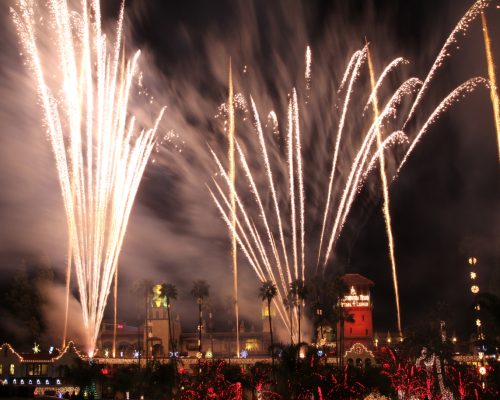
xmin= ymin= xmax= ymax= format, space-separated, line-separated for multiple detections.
xmin=339 ymin=274 xmax=374 ymax=350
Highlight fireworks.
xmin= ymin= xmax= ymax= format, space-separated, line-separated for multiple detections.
xmin=481 ymin=11 xmax=500 ymax=162
xmin=228 ymin=61 xmax=240 ymax=357
xmin=210 ymin=0 xmax=491 ymax=337
xmin=367 ymin=46 xmax=401 ymax=336
xmin=11 ymin=0 xmax=164 ymax=353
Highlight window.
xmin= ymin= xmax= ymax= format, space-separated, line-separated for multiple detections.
xmin=0 ymin=364 xmax=2 ymax=374
xmin=9 ymin=364 xmax=14 ymax=375
xmin=27 ymin=364 xmax=48 ymax=376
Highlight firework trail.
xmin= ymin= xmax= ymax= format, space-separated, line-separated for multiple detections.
xmin=399 ymin=77 xmax=488 ymax=172
xmin=367 ymin=45 xmax=402 ymax=336
xmin=11 ymin=0 xmax=165 ymax=353
xmin=228 ymin=60 xmax=241 ymax=356
xmin=316 ymin=48 xmax=367 ymax=271
xmin=481 ymin=11 xmax=500 ymax=162
xmin=404 ymin=0 xmax=491 ymax=126
xmin=305 ymin=46 xmax=312 ymax=91
xmin=321 ymin=77 xmax=422 ymax=270
xmin=210 ymin=7 xmax=488 ymax=332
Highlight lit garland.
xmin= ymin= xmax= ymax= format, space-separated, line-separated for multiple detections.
xmin=0 ymin=341 xmax=86 ymax=364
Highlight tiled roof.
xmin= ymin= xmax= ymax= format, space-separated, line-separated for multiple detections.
xmin=342 ymin=273 xmax=374 ymax=287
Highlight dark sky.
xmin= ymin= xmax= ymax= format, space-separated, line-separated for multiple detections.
xmin=0 ymin=0 xmax=498 ymax=346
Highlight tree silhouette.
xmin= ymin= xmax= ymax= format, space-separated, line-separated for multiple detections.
xmin=131 ymin=279 xmax=153 ymax=363
xmin=289 ymin=279 xmax=307 ymax=344
xmin=159 ymin=283 xmax=177 ymax=356
xmin=283 ymin=292 xmax=294 ymax=345
xmin=190 ymin=280 xmax=210 ymax=353
xmin=259 ymin=281 xmax=277 ymax=367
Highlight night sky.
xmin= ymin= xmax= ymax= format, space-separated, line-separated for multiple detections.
xmin=0 ymin=0 xmax=498 ymax=347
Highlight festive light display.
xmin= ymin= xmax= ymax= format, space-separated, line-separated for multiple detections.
xmin=340 ymin=286 xmax=371 ymax=308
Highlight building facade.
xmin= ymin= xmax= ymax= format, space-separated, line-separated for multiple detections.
xmin=0 ymin=342 xmax=82 ymax=397
xmin=339 ymin=273 xmax=375 ymax=351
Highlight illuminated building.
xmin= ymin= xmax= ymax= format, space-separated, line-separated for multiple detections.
xmin=180 ymin=303 xmax=275 ymax=357
xmin=145 ymin=284 xmax=182 ymax=357
xmin=339 ymin=274 xmax=375 ymax=351
xmin=97 ymin=323 xmax=140 ymax=357
xmin=181 ymin=319 xmax=269 ymax=357
xmin=96 ymin=284 xmax=182 ymax=359
xmin=0 ymin=342 xmax=82 ymax=397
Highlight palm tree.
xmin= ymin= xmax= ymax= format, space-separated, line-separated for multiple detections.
xmin=477 ymin=292 xmax=500 ymax=326
xmin=308 ymin=273 xmax=347 ymax=344
xmin=259 ymin=281 xmax=277 ymax=366
xmin=159 ymin=283 xmax=177 ymax=356
xmin=283 ymin=293 xmax=294 ymax=345
xmin=333 ymin=302 xmax=354 ymax=373
xmin=289 ymin=279 xmax=307 ymax=344
xmin=190 ymin=280 xmax=210 ymax=354
xmin=132 ymin=279 xmax=153 ymax=364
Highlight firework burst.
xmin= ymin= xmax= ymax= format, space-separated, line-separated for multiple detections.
xmin=11 ymin=0 xmax=165 ymax=353
xmin=209 ymin=0 xmax=491 ymax=338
